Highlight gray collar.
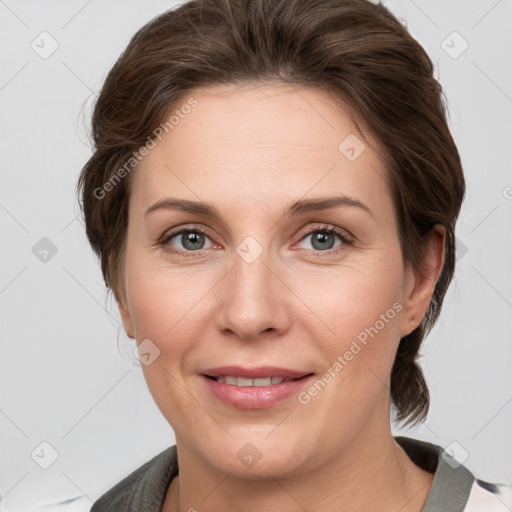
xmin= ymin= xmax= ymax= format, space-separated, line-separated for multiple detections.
xmin=395 ymin=436 xmax=475 ymax=512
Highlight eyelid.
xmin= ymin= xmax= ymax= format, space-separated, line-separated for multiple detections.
xmin=295 ymin=223 xmax=353 ymax=243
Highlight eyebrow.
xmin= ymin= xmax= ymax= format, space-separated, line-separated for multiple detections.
xmin=144 ymin=195 xmax=374 ymax=221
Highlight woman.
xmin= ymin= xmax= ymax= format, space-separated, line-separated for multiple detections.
xmin=77 ymin=0 xmax=511 ymax=510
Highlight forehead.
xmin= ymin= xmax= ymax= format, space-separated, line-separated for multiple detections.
xmin=131 ymin=82 xmax=391 ymax=219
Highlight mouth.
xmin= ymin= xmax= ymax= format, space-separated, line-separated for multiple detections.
xmin=200 ymin=366 xmax=315 ymax=409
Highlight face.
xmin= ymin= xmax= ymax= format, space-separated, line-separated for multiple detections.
xmin=118 ymin=82 xmax=441 ymax=478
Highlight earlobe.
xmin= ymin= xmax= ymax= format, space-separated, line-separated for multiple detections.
xmin=399 ymin=226 xmax=446 ymax=338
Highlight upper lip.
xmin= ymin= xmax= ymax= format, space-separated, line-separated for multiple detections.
xmin=201 ymin=366 xmax=313 ymax=379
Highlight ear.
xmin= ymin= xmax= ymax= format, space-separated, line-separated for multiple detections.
xmin=400 ymin=225 xmax=446 ymax=338
xmin=110 ymin=252 xmax=135 ymax=339
xmin=115 ymin=287 xmax=135 ymax=339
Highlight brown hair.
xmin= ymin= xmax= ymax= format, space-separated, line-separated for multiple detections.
xmin=77 ymin=0 xmax=465 ymax=427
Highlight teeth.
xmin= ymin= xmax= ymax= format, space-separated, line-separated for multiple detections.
xmin=237 ymin=377 xmax=253 ymax=387
xmin=214 ymin=376 xmax=294 ymax=386
xmin=254 ymin=377 xmax=273 ymax=386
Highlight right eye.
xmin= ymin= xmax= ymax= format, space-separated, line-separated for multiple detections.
xmin=160 ymin=226 xmax=217 ymax=256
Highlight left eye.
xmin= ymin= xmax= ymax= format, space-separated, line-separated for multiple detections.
xmin=296 ymin=227 xmax=349 ymax=252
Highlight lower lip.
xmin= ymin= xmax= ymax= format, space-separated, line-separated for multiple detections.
xmin=201 ymin=375 xmax=314 ymax=409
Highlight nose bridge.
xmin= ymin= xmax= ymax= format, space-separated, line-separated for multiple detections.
xmin=216 ymin=237 xmax=289 ymax=340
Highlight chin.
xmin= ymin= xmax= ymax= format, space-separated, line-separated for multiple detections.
xmin=197 ymin=432 xmax=315 ymax=479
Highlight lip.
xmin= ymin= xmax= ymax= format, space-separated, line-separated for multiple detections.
xmin=200 ymin=367 xmax=315 ymax=409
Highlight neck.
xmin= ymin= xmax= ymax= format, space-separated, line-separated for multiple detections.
xmin=163 ymin=398 xmax=434 ymax=512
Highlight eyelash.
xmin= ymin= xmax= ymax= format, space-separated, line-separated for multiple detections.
xmin=158 ymin=223 xmax=353 ymax=258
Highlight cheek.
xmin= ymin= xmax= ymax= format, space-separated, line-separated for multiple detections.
xmin=123 ymin=254 xmax=212 ymax=418
xmin=124 ymin=250 xmax=216 ymax=354
xmin=290 ymin=256 xmax=405 ymax=387
xmin=295 ymin=258 xmax=403 ymax=336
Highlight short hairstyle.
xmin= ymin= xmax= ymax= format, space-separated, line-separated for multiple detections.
xmin=77 ymin=0 xmax=465 ymax=427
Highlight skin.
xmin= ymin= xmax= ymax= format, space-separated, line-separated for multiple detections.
xmin=117 ymin=82 xmax=445 ymax=512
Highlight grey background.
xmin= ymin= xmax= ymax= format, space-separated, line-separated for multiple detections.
xmin=0 ymin=0 xmax=511 ymax=510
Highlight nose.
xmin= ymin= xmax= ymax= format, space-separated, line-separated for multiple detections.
xmin=215 ymin=245 xmax=292 ymax=342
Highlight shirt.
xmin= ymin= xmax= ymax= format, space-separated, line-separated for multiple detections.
xmin=89 ymin=435 xmax=512 ymax=511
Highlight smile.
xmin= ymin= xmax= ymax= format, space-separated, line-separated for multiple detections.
xmin=202 ymin=372 xmax=315 ymax=409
